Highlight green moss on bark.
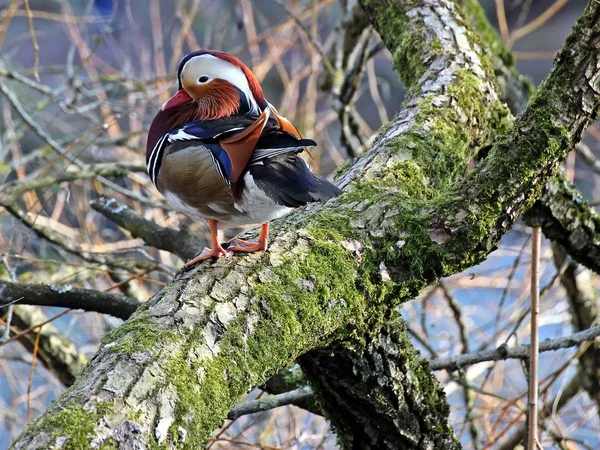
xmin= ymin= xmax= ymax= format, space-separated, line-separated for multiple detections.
xmin=155 ymin=221 xmax=381 ymax=446
xmin=102 ymin=303 xmax=176 ymax=354
xmin=458 ymin=0 xmax=514 ymax=66
xmin=21 ymin=403 xmax=115 ymax=450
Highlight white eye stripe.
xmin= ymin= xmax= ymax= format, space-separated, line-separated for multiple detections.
xmin=182 ymin=54 xmax=260 ymax=115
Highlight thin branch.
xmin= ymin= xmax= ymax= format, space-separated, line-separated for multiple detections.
xmin=552 ymin=243 xmax=600 ymax=409
xmin=429 ymin=324 xmax=600 ymax=371
xmin=270 ymin=0 xmax=335 ymax=75
xmin=228 ymin=386 xmax=314 ymax=420
xmin=22 ymin=0 xmax=40 ymax=82
xmin=90 ymin=197 xmax=204 ymax=261
xmin=528 ymin=226 xmax=541 ymax=450
xmin=576 ymin=141 xmax=600 ymax=174
xmin=5 ymin=305 xmax=87 ymax=386
xmin=0 ymin=280 xmax=141 ymax=320
xmin=2 ymin=202 xmax=159 ymax=272
xmin=0 ymin=163 xmax=145 ymax=203
xmin=496 ymin=369 xmax=585 ymax=450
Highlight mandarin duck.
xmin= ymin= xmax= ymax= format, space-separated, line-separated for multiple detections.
xmin=146 ymin=50 xmax=342 ymax=267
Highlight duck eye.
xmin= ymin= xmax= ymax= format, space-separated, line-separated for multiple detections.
xmin=198 ymin=76 xmax=209 ymax=83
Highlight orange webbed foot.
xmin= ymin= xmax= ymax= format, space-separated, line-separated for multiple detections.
xmin=228 ymin=222 xmax=270 ymax=254
xmin=227 ymin=238 xmax=267 ymax=253
xmin=184 ymin=245 xmax=229 ymax=268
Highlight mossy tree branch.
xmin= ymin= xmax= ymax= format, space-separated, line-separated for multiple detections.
xmin=526 ymin=181 xmax=600 ymax=272
xmin=460 ymin=0 xmax=600 ymax=275
xmin=297 ymin=0 xmax=508 ymax=446
xmin=301 ymin=314 xmax=459 ymax=449
xmin=9 ymin=1 xmax=600 ymax=449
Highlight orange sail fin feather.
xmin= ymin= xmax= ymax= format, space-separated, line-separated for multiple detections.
xmin=220 ymin=108 xmax=271 ymax=183
xmin=271 ymin=105 xmax=315 ymax=162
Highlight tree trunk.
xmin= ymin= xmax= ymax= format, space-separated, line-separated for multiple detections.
xmin=301 ymin=315 xmax=459 ymax=450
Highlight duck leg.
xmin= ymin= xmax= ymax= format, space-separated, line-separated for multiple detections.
xmin=228 ymin=222 xmax=269 ymax=253
xmin=184 ymin=219 xmax=228 ymax=267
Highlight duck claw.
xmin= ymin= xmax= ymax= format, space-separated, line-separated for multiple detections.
xmin=227 ymin=238 xmax=266 ymax=253
xmin=184 ymin=245 xmax=229 ymax=268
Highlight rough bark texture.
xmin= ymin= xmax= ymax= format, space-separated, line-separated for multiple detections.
xmin=460 ymin=0 xmax=600 ymax=277
xmin=301 ymin=316 xmax=458 ymax=450
xmin=527 ymin=179 xmax=600 ymax=272
xmin=9 ymin=1 xmax=600 ymax=449
xmin=299 ymin=0 xmax=505 ymax=446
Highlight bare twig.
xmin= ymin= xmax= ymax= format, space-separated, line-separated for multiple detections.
xmin=0 ymin=163 xmax=145 ymax=203
xmin=2 ymin=203 xmax=159 ymax=272
xmin=528 ymin=226 xmax=541 ymax=450
xmin=270 ymin=0 xmax=335 ymax=75
xmin=5 ymin=305 xmax=87 ymax=386
xmin=1 ymin=252 xmax=18 ymax=342
xmin=576 ymin=141 xmax=600 ymax=174
xmin=507 ymin=0 xmax=568 ymax=48
xmin=429 ymin=324 xmax=600 ymax=371
xmin=22 ymin=0 xmax=40 ymax=82
xmin=1 ymin=303 xmax=13 ymax=342
xmin=496 ymin=370 xmax=585 ymax=450
xmin=26 ymin=330 xmax=41 ymax=422
xmin=228 ymin=386 xmax=314 ymax=420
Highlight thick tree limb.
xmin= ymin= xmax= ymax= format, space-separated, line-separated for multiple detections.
xmin=301 ymin=316 xmax=460 ymax=450
xmin=9 ymin=1 xmax=600 ymax=449
xmin=90 ymin=197 xmax=204 ymax=261
xmin=233 ymin=317 xmax=600 ymax=422
xmin=459 ymin=0 xmax=600 ymax=275
xmin=299 ymin=0 xmax=507 ymax=446
xmin=309 ymin=3 xmax=600 ymax=446
xmin=0 ymin=281 xmax=140 ymax=320
xmin=526 ymin=179 xmax=600 ymax=273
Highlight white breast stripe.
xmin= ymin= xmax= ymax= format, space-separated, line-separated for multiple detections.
xmin=148 ymin=134 xmax=168 ymax=186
